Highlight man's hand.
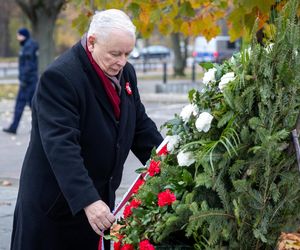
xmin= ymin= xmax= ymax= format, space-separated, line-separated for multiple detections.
xmin=84 ymin=200 xmax=116 ymax=235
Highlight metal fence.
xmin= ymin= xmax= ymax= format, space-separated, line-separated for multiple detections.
xmin=0 ymin=63 xmax=18 ymax=78
xmin=0 ymin=59 xmax=199 ymax=85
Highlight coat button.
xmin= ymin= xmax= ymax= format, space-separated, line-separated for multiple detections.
xmin=116 ymin=143 xmax=120 ymax=149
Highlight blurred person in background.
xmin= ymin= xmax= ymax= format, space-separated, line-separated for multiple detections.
xmin=10 ymin=9 xmax=163 ymax=250
xmin=3 ymin=27 xmax=39 ymax=134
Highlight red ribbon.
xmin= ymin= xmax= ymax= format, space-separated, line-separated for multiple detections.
xmin=97 ymin=138 xmax=169 ymax=249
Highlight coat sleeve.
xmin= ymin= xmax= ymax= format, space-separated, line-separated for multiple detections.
xmin=35 ymin=68 xmax=100 ymax=215
xmin=128 ymin=65 xmax=164 ymax=164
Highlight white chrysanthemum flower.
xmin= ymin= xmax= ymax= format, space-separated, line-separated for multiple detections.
xmin=195 ymin=112 xmax=214 ymax=132
xmin=180 ymin=104 xmax=198 ymax=122
xmin=177 ymin=150 xmax=195 ymax=167
xmin=167 ymin=135 xmax=180 ymax=152
xmin=295 ymin=49 xmax=298 ymax=56
xmin=230 ymin=56 xmax=236 ymax=65
xmin=265 ymin=43 xmax=274 ymax=53
xmin=219 ymin=72 xmax=235 ymax=91
xmin=202 ymin=68 xmax=217 ymax=85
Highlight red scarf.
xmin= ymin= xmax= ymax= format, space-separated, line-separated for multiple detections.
xmin=85 ymin=43 xmax=120 ymax=120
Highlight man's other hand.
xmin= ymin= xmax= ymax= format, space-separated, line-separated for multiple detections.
xmin=84 ymin=200 xmax=116 ymax=235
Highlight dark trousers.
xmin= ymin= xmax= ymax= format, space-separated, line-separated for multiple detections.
xmin=9 ymin=83 xmax=36 ymax=132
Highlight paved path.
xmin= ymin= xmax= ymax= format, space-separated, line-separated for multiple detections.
xmin=0 ymin=79 xmax=190 ymax=249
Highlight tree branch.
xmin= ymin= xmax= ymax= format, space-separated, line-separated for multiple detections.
xmin=15 ymin=0 xmax=32 ymax=19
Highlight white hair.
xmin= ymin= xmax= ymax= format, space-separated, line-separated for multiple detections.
xmin=87 ymin=9 xmax=136 ymax=41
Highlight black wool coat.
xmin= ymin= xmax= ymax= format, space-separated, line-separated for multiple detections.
xmin=10 ymin=41 xmax=163 ymax=250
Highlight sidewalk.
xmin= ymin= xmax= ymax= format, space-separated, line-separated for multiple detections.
xmin=0 ymin=78 xmax=198 ymax=249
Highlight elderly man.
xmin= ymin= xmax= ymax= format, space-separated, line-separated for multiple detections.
xmin=10 ymin=9 xmax=163 ymax=250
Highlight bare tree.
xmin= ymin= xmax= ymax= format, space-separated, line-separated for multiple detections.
xmin=15 ymin=0 xmax=66 ymax=73
xmin=0 ymin=0 xmax=15 ymax=57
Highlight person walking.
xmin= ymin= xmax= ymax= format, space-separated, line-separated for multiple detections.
xmin=10 ymin=9 xmax=163 ymax=250
xmin=3 ymin=28 xmax=38 ymax=134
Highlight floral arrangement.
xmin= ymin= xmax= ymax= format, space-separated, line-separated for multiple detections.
xmin=111 ymin=1 xmax=300 ymax=249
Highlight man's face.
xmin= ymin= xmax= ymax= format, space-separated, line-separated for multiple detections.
xmin=87 ymin=29 xmax=135 ymax=76
xmin=16 ymin=33 xmax=26 ymax=42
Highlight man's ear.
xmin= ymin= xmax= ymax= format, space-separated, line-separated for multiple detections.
xmin=87 ymin=35 xmax=96 ymax=52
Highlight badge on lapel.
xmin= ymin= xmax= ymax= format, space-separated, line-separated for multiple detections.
xmin=125 ymin=82 xmax=132 ymax=95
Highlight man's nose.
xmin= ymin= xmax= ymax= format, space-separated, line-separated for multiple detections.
xmin=117 ymin=55 xmax=127 ymax=66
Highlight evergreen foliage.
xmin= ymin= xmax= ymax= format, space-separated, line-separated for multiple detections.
xmin=113 ymin=1 xmax=300 ymax=249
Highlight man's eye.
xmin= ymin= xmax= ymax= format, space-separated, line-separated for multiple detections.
xmin=111 ymin=52 xmax=120 ymax=57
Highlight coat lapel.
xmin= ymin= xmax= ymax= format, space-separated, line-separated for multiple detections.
xmin=118 ymin=74 xmax=130 ymax=138
xmin=87 ymin=68 xmax=118 ymax=125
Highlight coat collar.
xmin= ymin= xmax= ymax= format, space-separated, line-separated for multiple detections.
xmin=73 ymin=40 xmax=130 ymax=134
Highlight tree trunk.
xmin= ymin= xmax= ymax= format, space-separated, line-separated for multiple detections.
xmin=31 ymin=13 xmax=57 ymax=74
xmin=171 ymin=33 xmax=186 ymax=77
xmin=15 ymin=0 xmax=66 ymax=74
xmin=183 ymin=37 xmax=189 ymax=68
xmin=0 ymin=0 xmax=12 ymax=57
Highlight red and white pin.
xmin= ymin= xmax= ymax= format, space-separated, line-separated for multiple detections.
xmin=125 ymin=82 xmax=132 ymax=95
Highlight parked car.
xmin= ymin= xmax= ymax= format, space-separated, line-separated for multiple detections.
xmin=192 ymin=36 xmax=240 ymax=63
xmin=140 ymin=45 xmax=171 ymax=60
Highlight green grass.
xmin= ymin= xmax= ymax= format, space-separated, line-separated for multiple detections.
xmin=0 ymin=57 xmax=17 ymax=63
xmin=0 ymin=84 xmax=18 ymax=100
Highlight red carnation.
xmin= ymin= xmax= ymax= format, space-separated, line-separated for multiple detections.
xmin=113 ymin=235 xmax=124 ymax=250
xmin=139 ymin=239 xmax=155 ymax=250
xmin=157 ymin=189 xmax=176 ymax=207
xmin=130 ymin=199 xmax=141 ymax=207
xmin=120 ymin=243 xmax=134 ymax=250
xmin=114 ymin=240 xmax=121 ymax=250
xmin=132 ymin=178 xmax=145 ymax=194
xmin=158 ymin=143 xmax=168 ymax=156
xmin=123 ymin=204 xmax=132 ymax=218
xmin=148 ymin=160 xmax=161 ymax=176
xmin=123 ymin=199 xmax=141 ymax=218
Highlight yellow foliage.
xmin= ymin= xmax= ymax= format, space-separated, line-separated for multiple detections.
xmin=135 ymin=21 xmax=154 ymax=38
xmin=164 ymin=4 xmax=179 ymax=19
xmin=139 ymin=4 xmax=151 ymax=25
xmin=172 ymin=19 xmax=183 ymax=33
xmin=75 ymin=0 xmax=292 ymax=42
xmin=202 ymin=25 xmax=221 ymax=41
xmin=257 ymin=11 xmax=270 ymax=29
xmin=189 ymin=0 xmax=206 ymax=9
xmin=180 ymin=21 xmax=190 ymax=36
xmin=158 ymin=17 xmax=174 ymax=35
xmin=190 ymin=18 xmax=203 ymax=35
xmin=263 ymin=23 xmax=276 ymax=40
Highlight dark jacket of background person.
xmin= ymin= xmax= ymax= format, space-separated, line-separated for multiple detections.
xmin=18 ymin=36 xmax=39 ymax=86
xmin=3 ymin=28 xmax=38 ymax=134
xmin=10 ymin=41 xmax=163 ymax=250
